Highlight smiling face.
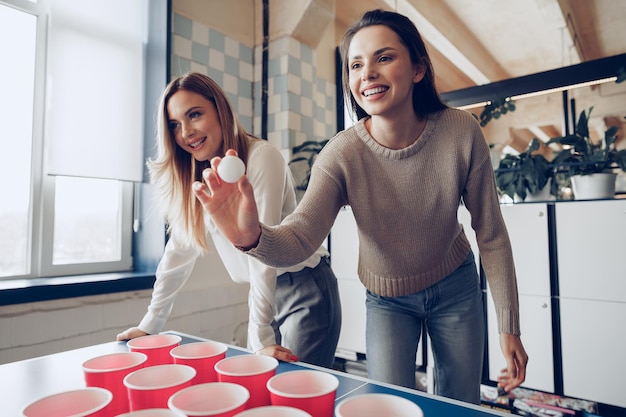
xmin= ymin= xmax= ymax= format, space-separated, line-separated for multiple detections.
xmin=167 ymin=89 xmax=224 ymax=162
xmin=347 ymin=25 xmax=425 ymax=121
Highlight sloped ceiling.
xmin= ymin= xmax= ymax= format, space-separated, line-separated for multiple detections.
xmin=335 ymin=0 xmax=626 ymax=153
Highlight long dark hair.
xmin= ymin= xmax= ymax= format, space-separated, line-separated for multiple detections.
xmin=339 ymin=9 xmax=447 ymax=121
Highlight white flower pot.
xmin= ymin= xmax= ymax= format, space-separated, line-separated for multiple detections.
xmin=571 ymin=173 xmax=617 ymax=200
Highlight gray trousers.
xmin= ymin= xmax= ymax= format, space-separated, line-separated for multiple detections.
xmin=273 ymin=256 xmax=342 ymax=368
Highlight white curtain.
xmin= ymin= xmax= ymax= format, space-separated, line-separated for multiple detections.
xmin=45 ymin=0 xmax=147 ymax=182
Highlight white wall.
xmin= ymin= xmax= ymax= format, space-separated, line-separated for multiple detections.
xmin=0 ymin=250 xmax=249 ymax=365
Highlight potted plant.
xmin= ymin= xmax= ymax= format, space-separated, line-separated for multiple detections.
xmin=547 ymin=107 xmax=626 ymax=199
xmin=494 ymin=137 xmax=554 ymax=202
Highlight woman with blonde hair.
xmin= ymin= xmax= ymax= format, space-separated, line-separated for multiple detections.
xmin=117 ymin=73 xmax=341 ymax=367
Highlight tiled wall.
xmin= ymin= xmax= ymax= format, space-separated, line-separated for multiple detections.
xmin=170 ymin=13 xmax=337 ymax=151
xmin=261 ymin=36 xmax=337 ymax=149
xmin=171 ymin=13 xmax=255 ymax=133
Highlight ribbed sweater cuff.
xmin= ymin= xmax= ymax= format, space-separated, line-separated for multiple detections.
xmin=497 ymin=307 xmax=521 ymax=336
xmin=247 ymin=224 xmax=298 ymax=269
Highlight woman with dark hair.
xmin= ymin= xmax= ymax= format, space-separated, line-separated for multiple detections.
xmin=117 ymin=72 xmax=341 ymax=368
xmin=340 ymin=9 xmax=446 ymax=121
xmin=194 ymin=10 xmax=528 ymax=403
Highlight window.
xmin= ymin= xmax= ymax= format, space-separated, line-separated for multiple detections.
xmin=0 ymin=0 xmax=147 ymax=279
xmin=0 ymin=1 xmax=36 ymax=277
xmin=38 ymin=176 xmax=134 ymax=277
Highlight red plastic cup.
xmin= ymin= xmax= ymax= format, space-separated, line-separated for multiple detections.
xmin=82 ymin=351 xmax=148 ymax=415
xmin=116 ymin=409 xmax=186 ymax=417
xmin=170 ymin=341 xmax=227 ymax=384
xmin=234 ymin=406 xmax=312 ymax=416
xmin=123 ymin=364 xmax=196 ymax=411
xmin=21 ymin=387 xmax=113 ymax=417
xmin=334 ymin=393 xmax=424 ymax=417
xmin=214 ymin=355 xmax=278 ymax=408
xmin=267 ymin=370 xmax=339 ymax=417
xmin=168 ymin=382 xmax=250 ymax=417
xmin=127 ymin=334 xmax=182 ymax=367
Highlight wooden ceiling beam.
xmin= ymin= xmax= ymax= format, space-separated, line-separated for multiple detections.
xmin=557 ymin=0 xmax=590 ymax=61
xmin=427 ymin=42 xmax=476 ymax=93
xmin=334 ymin=0 xmax=391 ymax=29
xmin=400 ymin=0 xmax=509 ymax=83
xmin=509 ymin=128 xmax=535 ymax=154
xmin=539 ymin=124 xmax=563 ymax=139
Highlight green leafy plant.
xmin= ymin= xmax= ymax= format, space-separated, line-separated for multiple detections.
xmin=547 ymin=107 xmax=626 ymax=176
xmin=476 ymin=97 xmax=516 ymax=127
xmin=289 ymin=139 xmax=329 ymax=191
xmin=495 ymin=138 xmax=552 ymax=201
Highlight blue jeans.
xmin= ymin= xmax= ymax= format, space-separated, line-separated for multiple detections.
xmin=274 ymin=257 xmax=342 ymax=368
xmin=365 ymin=251 xmax=484 ymax=404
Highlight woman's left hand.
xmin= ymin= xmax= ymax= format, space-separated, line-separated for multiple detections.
xmin=497 ymin=333 xmax=529 ymax=392
xmin=257 ymin=344 xmax=299 ymax=362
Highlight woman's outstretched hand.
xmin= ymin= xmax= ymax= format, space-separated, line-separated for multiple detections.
xmin=193 ymin=150 xmax=262 ymax=249
xmin=497 ymin=333 xmax=529 ymax=392
xmin=116 ymin=327 xmax=148 ymax=341
xmin=257 ymin=344 xmax=299 ymax=363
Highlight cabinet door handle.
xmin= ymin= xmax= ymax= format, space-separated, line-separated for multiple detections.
xmin=538 ymin=211 xmax=544 ymax=217
xmin=541 ymin=303 xmax=548 ymax=309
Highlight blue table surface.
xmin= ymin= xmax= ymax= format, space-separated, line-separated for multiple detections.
xmin=0 ymin=331 xmax=508 ymax=416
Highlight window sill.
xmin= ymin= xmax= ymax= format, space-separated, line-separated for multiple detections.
xmin=0 ymin=272 xmax=156 ymax=306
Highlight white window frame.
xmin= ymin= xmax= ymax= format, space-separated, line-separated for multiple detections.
xmin=37 ymin=177 xmax=134 ymax=277
xmin=2 ymin=0 xmax=138 ymax=279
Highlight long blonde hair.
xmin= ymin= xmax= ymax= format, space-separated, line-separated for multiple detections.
xmin=148 ymin=73 xmax=256 ymax=250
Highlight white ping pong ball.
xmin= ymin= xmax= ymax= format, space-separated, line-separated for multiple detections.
xmin=217 ymin=155 xmax=245 ymax=183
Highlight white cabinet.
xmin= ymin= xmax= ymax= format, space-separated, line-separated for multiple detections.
xmin=460 ymin=199 xmax=626 ymax=405
xmin=555 ymin=200 xmax=626 ymax=302
xmin=484 ymin=203 xmax=555 ymax=393
xmin=486 ymin=293 xmax=554 ymax=393
xmin=330 ymin=206 xmax=366 ymax=358
xmin=499 ymin=204 xmax=551 ymax=297
xmin=332 ymin=200 xmax=626 ymax=406
xmin=457 ymin=204 xmax=480 ymax=274
xmin=335 ymin=279 xmax=367 ymax=356
xmin=559 ymin=299 xmax=626 ymax=408
xmin=555 ymin=199 xmax=626 ymax=408
xmin=329 ymin=206 xmax=360 ymax=281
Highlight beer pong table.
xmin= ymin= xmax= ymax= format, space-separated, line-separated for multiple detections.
xmin=1 ymin=331 xmax=508 ymax=416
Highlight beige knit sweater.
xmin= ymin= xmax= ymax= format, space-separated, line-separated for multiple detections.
xmin=250 ymin=108 xmax=520 ymax=335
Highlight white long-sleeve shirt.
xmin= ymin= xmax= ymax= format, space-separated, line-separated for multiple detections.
xmin=138 ymin=139 xmax=328 ymax=351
